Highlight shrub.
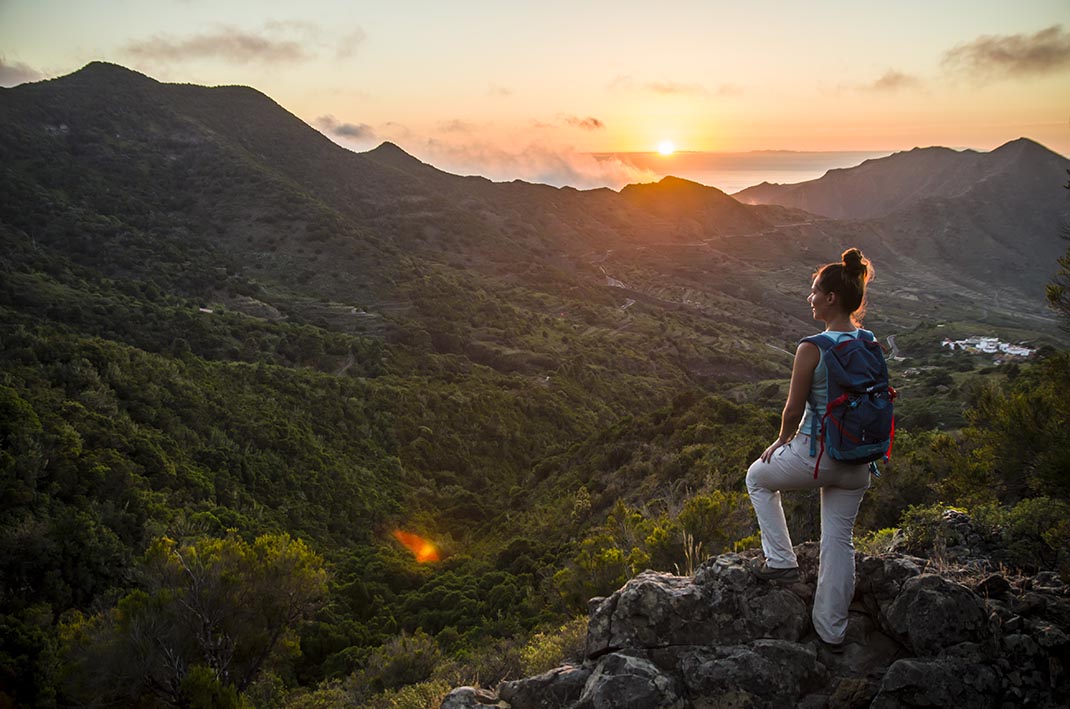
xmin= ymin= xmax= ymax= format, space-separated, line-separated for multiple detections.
xmin=362 ymin=631 xmax=441 ymax=692
xmin=855 ymin=527 xmax=904 ymax=556
xmin=519 ymin=617 xmax=587 ymax=676
xmin=973 ymin=497 xmax=1070 ymax=573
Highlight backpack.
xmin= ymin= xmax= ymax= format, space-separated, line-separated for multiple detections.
xmin=802 ymin=330 xmax=897 ymax=477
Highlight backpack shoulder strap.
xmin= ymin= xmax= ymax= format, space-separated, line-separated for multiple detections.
xmin=800 ymin=333 xmax=835 ymax=351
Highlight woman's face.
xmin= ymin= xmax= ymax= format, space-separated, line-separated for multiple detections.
xmin=808 ymin=278 xmax=833 ymax=322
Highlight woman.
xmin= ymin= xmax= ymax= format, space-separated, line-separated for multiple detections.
xmin=745 ymin=247 xmax=875 ymax=651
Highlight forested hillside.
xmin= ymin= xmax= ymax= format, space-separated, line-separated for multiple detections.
xmin=1 ymin=63 xmax=1067 ymax=708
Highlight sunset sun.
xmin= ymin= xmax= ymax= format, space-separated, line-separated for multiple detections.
xmin=657 ymin=140 xmax=675 ymax=156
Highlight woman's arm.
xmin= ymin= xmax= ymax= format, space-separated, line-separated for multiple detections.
xmin=759 ymin=341 xmax=820 ymax=463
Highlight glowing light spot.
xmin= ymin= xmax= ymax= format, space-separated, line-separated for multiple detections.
xmin=392 ymin=529 xmax=441 ymax=563
xmin=657 ymin=140 xmax=675 ymax=156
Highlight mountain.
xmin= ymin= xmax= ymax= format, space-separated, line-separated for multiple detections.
xmin=733 ymin=138 xmax=1069 ymax=221
xmin=2 ymin=63 xmax=1068 ymax=707
xmin=731 ymin=138 xmax=1070 ymax=302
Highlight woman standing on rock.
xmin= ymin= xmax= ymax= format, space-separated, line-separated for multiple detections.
xmin=745 ymin=248 xmax=877 ymax=651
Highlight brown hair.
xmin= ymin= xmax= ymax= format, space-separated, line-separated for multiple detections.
xmin=814 ymin=248 xmax=874 ymax=324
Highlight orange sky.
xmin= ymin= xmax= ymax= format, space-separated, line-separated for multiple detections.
xmin=2 ymin=1 xmax=1068 ymax=187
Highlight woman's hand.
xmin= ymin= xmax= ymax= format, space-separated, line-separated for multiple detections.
xmin=759 ymin=437 xmax=790 ymax=463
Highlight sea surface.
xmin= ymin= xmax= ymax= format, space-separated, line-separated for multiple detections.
xmin=597 ymin=150 xmax=894 ymax=194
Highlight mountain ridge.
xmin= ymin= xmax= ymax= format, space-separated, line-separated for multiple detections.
xmin=733 ymin=137 xmax=1069 ymax=221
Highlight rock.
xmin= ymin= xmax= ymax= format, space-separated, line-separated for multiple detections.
xmin=440 ymin=548 xmax=1070 ymax=709
xmin=828 ymin=676 xmax=880 ymax=708
xmin=885 ymin=574 xmax=991 ymax=656
xmin=976 ymin=574 xmax=1013 ymax=600
xmin=498 ymin=665 xmax=591 ymax=709
xmin=586 ymin=561 xmax=807 ymax=659
xmin=870 ymin=657 xmax=1001 ymax=708
xmin=574 ymin=651 xmax=684 ymax=709
xmin=856 ymin=554 xmax=925 ymax=600
xmin=440 ymin=686 xmax=502 ymax=708
xmin=670 ymin=639 xmax=826 ymax=706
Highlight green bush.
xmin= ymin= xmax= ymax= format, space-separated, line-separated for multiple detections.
xmin=361 ymin=631 xmax=442 ymax=693
xmin=974 ymin=497 xmax=1070 ymax=573
xmin=519 ymin=617 xmax=588 ymax=676
xmin=855 ymin=527 xmax=904 ymax=556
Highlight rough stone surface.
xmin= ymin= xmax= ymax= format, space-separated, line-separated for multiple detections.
xmin=586 ymin=558 xmax=807 ymax=659
xmin=672 ymin=639 xmax=825 ymax=705
xmin=885 ymin=574 xmax=992 ymax=656
xmin=440 ymin=686 xmax=503 ymax=708
xmin=870 ymin=657 xmax=1001 ymax=708
xmin=574 ymin=651 xmax=684 ymax=709
xmin=498 ymin=665 xmax=590 ymax=709
xmin=441 ymin=544 xmax=1070 ymax=709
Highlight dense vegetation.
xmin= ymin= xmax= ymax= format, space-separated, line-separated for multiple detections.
xmin=1 ymin=64 xmax=1067 ymax=708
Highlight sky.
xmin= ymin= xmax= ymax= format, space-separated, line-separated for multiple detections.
xmin=2 ymin=0 xmax=1069 ymax=189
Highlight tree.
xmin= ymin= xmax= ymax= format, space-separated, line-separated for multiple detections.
xmin=60 ymin=532 xmax=327 ymax=707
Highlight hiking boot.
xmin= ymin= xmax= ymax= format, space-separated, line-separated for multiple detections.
xmin=818 ymin=638 xmax=846 ymax=655
xmin=751 ymin=562 xmax=800 ymax=583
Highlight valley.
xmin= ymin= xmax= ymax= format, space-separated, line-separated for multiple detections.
xmin=0 ymin=63 xmax=1067 ymax=708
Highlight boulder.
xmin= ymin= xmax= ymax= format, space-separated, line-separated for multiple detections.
xmin=586 ymin=558 xmax=807 ymax=659
xmin=574 ymin=651 xmax=684 ymax=709
xmin=498 ymin=665 xmax=591 ymax=709
xmin=440 ymin=549 xmax=1070 ymax=708
xmin=870 ymin=657 xmax=1001 ymax=708
xmin=884 ymin=574 xmax=992 ymax=656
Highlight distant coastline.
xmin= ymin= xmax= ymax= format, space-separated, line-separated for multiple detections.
xmin=594 ymin=149 xmax=894 ymax=193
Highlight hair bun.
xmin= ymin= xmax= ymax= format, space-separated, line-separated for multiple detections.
xmin=841 ymin=248 xmax=867 ymax=277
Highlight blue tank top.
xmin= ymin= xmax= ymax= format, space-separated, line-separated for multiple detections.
xmin=798 ymin=329 xmax=860 ymax=437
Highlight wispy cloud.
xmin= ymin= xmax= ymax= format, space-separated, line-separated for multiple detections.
xmin=335 ymin=28 xmax=367 ymax=59
xmin=0 ymin=56 xmax=43 ymax=86
xmin=561 ymin=115 xmax=605 ymax=130
xmin=315 ymin=114 xmax=375 ymax=140
xmin=415 ymin=139 xmax=658 ymax=190
xmin=610 ymin=75 xmax=740 ymax=98
xmin=862 ymin=69 xmax=923 ymax=92
xmin=942 ymin=25 xmax=1070 ymax=81
xmin=124 ymin=27 xmax=308 ymax=63
xmin=647 ymin=80 xmax=708 ymax=96
xmin=488 ymin=83 xmax=512 ymax=97
xmin=437 ymin=119 xmax=477 ymax=133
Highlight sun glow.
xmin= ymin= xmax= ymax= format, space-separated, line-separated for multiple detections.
xmin=657 ymin=140 xmax=675 ymax=156
xmin=392 ymin=529 xmax=441 ymax=563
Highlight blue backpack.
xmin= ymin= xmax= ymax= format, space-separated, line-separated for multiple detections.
xmin=802 ymin=330 xmax=897 ymax=477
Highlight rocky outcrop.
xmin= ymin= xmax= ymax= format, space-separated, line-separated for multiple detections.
xmin=442 ymin=541 xmax=1070 ymax=708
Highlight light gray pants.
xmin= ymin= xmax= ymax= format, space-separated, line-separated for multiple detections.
xmin=745 ymin=434 xmax=870 ymax=644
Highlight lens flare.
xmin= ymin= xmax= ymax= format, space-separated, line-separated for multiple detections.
xmin=392 ymin=529 xmax=441 ymax=563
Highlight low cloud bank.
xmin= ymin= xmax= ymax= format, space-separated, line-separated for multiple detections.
xmin=413 ymin=140 xmax=658 ymax=190
xmin=0 ymin=57 xmax=43 ymax=87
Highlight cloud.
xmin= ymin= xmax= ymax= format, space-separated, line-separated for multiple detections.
xmin=124 ymin=27 xmax=308 ymax=63
xmin=437 ymin=119 xmax=477 ymax=133
xmin=609 ymin=75 xmax=740 ymax=98
xmin=647 ymin=80 xmax=709 ymax=96
xmin=315 ymin=114 xmax=375 ymax=140
xmin=0 ymin=56 xmax=43 ymax=86
xmin=863 ymin=69 xmax=923 ymax=92
xmin=942 ymin=25 xmax=1070 ymax=80
xmin=561 ymin=115 xmax=605 ymax=130
xmin=336 ymin=28 xmax=367 ymax=59
xmin=488 ymin=83 xmax=512 ymax=97
xmin=414 ymin=139 xmax=658 ymax=190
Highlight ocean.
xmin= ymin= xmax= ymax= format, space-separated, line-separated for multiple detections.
xmin=596 ymin=150 xmax=895 ymax=194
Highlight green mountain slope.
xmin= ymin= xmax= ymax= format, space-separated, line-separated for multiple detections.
xmin=1 ymin=63 xmax=1067 ymax=706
